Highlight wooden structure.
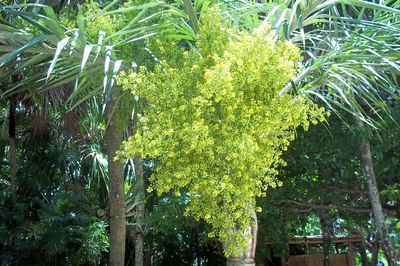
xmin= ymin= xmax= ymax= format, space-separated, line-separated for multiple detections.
xmin=265 ymin=235 xmax=363 ymax=266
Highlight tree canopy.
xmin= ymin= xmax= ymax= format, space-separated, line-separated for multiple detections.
xmin=117 ymin=8 xmax=325 ymax=255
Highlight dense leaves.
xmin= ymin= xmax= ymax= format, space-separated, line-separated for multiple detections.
xmin=118 ymin=8 xmax=325 ymax=255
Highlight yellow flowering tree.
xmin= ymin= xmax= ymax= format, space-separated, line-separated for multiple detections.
xmin=117 ymin=9 xmax=325 ymax=256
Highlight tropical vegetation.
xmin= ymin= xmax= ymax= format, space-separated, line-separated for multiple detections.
xmin=0 ymin=0 xmax=399 ymax=265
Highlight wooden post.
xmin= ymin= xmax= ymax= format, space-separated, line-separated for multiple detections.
xmin=347 ymin=241 xmax=355 ymax=266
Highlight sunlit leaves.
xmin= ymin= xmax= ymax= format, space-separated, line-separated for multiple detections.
xmin=118 ymin=8 xmax=326 ymax=255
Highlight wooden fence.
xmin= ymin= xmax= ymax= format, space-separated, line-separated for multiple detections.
xmin=265 ymin=235 xmax=362 ymax=266
xmin=281 ymin=253 xmax=355 ymax=266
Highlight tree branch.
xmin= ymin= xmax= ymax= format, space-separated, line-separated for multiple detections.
xmin=284 ymin=200 xmax=399 ymax=217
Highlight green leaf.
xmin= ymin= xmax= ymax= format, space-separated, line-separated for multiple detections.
xmin=0 ymin=35 xmax=47 ymax=68
xmin=74 ymin=44 xmax=94 ymax=91
xmin=47 ymin=36 xmax=70 ymax=81
xmin=182 ymin=0 xmax=200 ymax=34
xmin=95 ymin=31 xmax=105 ymax=61
xmin=43 ymin=6 xmax=65 ymax=39
xmin=316 ymin=0 xmax=400 ymax=15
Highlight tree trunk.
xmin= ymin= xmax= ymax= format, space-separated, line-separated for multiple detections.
xmin=360 ymin=237 xmax=369 ymax=266
xmin=357 ymin=121 xmax=398 ymax=266
xmin=226 ymin=210 xmax=258 ymax=266
xmin=0 ymin=145 xmax=4 ymax=177
xmin=319 ymin=212 xmax=332 ymax=266
xmin=194 ymin=226 xmax=201 ymax=266
xmin=133 ymin=158 xmax=145 ymax=266
xmin=370 ymin=236 xmax=379 ymax=266
xmin=106 ymin=89 xmax=126 ymax=266
xmin=134 ymin=232 xmax=144 ymax=266
xmin=9 ymin=98 xmax=17 ymax=208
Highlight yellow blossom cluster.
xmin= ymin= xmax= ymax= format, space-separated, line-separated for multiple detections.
xmin=117 ymin=8 xmax=325 ymax=255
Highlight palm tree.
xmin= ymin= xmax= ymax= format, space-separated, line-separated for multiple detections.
xmin=0 ymin=1 xmax=173 ymax=264
xmin=0 ymin=1 xmax=211 ymax=264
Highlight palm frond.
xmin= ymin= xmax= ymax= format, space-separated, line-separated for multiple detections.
xmin=0 ymin=2 xmax=166 ymax=110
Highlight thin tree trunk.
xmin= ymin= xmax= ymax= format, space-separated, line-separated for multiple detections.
xmin=134 ymin=232 xmax=144 ymax=266
xmin=133 ymin=158 xmax=145 ymax=266
xmin=226 ymin=210 xmax=258 ymax=266
xmin=194 ymin=226 xmax=201 ymax=266
xmin=370 ymin=236 xmax=379 ymax=266
xmin=9 ymin=98 xmax=17 ymax=208
xmin=342 ymin=225 xmax=369 ymax=266
xmin=319 ymin=212 xmax=332 ymax=266
xmin=360 ymin=237 xmax=369 ymax=266
xmin=0 ymin=145 xmax=4 ymax=177
xmin=356 ymin=120 xmax=398 ymax=266
xmin=106 ymin=89 xmax=126 ymax=266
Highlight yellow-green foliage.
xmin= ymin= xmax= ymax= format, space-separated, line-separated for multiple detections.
xmin=118 ymin=8 xmax=325 ymax=255
xmin=81 ymin=0 xmax=150 ymax=60
xmin=82 ymin=0 xmax=115 ymax=40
